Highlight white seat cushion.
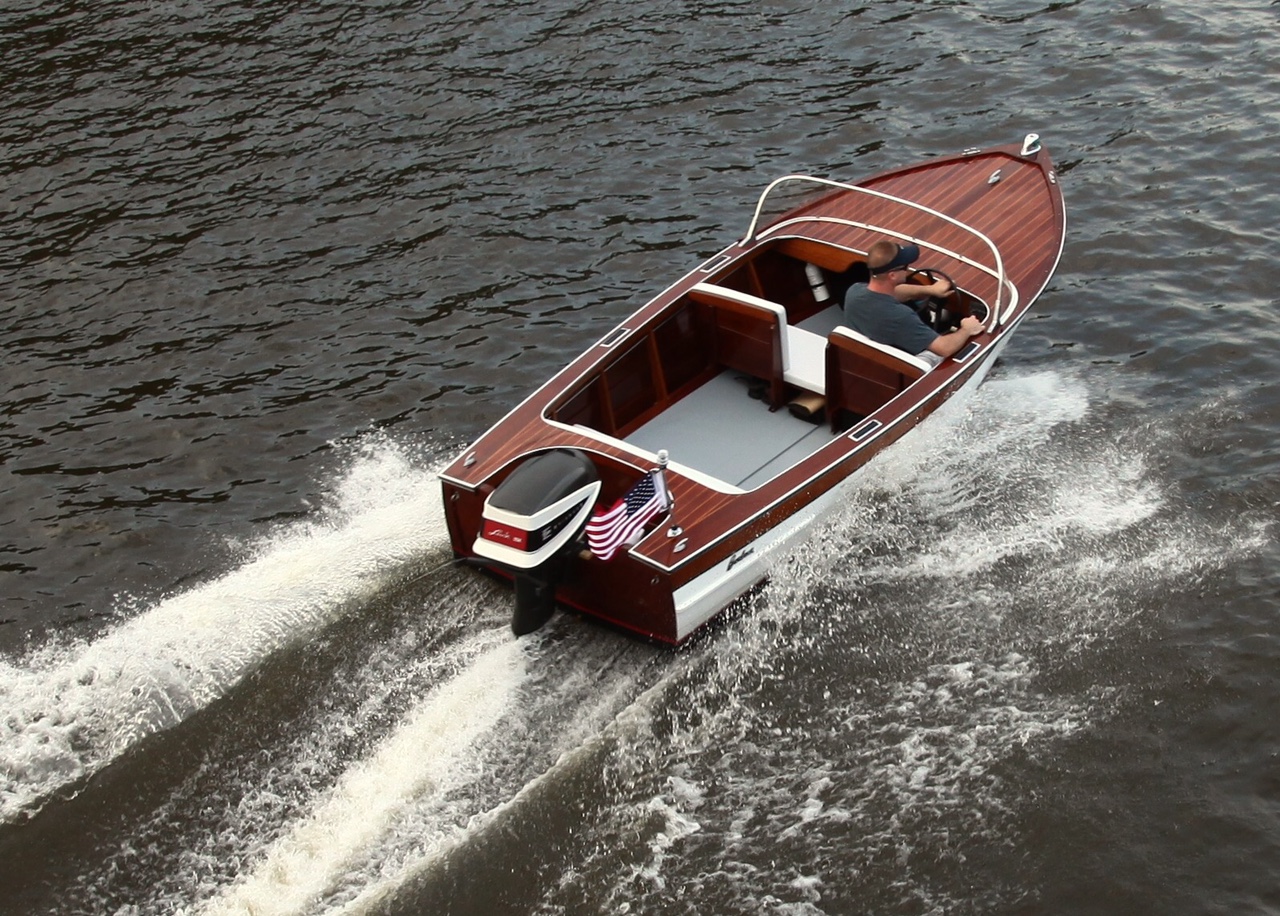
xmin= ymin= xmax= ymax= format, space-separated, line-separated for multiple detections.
xmin=782 ymin=327 xmax=827 ymax=394
xmin=830 ymin=326 xmax=933 ymax=374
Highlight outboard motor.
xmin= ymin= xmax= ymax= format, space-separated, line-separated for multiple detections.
xmin=472 ymin=449 xmax=601 ymax=636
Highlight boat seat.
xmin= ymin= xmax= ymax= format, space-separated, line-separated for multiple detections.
xmin=688 ymin=283 xmax=826 ymax=404
xmin=825 ymin=326 xmax=930 ymax=430
xmin=782 ymin=327 xmax=826 ymax=394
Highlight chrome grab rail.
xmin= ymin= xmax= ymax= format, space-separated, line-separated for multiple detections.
xmin=741 ymin=175 xmax=1013 ymax=325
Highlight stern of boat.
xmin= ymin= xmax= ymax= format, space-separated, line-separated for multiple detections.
xmin=441 ymin=448 xmax=681 ymax=642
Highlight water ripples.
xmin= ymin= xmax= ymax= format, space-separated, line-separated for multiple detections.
xmin=2 ymin=0 xmax=1279 ymax=912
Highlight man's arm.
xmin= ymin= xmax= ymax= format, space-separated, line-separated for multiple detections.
xmin=892 ymin=278 xmax=952 ymax=303
xmin=926 ymin=316 xmax=985 ymax=358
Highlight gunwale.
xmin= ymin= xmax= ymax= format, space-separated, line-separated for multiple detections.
xmin=441 ymin=138 xmax=1065 ymax=640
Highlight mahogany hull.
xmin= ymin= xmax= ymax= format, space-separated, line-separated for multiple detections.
xmin=441 ymin=137 xmax=1066 ymax=643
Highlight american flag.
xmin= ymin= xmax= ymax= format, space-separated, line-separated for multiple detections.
xmin=586 ymin=471 xmax=669 ymax=561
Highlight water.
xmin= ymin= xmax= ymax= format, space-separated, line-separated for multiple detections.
xmin=2 ymin=1 xmax=1278 ymax=913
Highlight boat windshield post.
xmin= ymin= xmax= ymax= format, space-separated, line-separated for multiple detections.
xmin=742 ymin=175 xmax=1012 ymax=326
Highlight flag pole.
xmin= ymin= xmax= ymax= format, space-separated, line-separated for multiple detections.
xmin=657 ymin=449 xmax=681 ymax=538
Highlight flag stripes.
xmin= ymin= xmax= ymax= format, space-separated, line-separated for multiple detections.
xmin=585 ymin=471 xmax=669 ymax=561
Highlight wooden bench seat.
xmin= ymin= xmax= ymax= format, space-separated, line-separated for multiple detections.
xmin=687 ymin=282 xmax=828 ymax=406
xmin=825 ymin=326 xmax=930 ymax=429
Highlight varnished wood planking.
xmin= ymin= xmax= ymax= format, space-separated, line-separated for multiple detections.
xmin=445 ymin=142 xmax=1066 ymax=626
xmin=449 ymin=162 xmax=1059 ymax=494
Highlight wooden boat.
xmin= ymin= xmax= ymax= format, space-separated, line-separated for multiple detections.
xmin=441 ymin=134 xmax=1066 ymax=644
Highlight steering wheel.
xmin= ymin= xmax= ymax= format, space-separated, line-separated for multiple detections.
xmin=903 ymin=267 xmax=958 ymax=331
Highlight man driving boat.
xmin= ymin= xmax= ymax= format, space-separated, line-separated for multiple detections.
xmin=843 ymin=240 xmax=984 ymax=366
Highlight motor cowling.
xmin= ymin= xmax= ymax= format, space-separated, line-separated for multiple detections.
xmin=473 ymin=449 xmax=601 ymax=636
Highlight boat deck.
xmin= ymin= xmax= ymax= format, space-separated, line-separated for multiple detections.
xmin=626 ymin=370 xmax=836 ymax=490
xmin=442 ymin=136 xmax=1065 ymax=644
xmin=625 ymin=306 xmax=846 ymax=490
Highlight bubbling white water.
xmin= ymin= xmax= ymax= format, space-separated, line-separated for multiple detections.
xmin=195 ymin=629 xmax=525 ymax=916
xmin=183 ymin=370 xmax=1131 ymax=915
xmin=49 ymin=369 xmax=1272 ymax=915
xmin=0 ymin=436 xmax=449 ymax=823
xmin=551 ymin=370 xmax=1266 ymax=915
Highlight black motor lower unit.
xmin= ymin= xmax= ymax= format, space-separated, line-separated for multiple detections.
xmin=511 ymin=566 xmax=559 ymax=637
xmin=471 ymin=448 xmax=602 ymax=636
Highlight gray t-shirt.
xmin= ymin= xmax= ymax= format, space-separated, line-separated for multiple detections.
xmin=843 ymin=284 xmax=939 ymax=361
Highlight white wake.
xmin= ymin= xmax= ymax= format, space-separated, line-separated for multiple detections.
xmin=0 ymin=437 xmax=449 ymax=822
xmin=196 ymin=629 xmax=526 ymax=916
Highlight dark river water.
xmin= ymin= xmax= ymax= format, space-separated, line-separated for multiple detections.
xmin=2 ymin=1 xmax=1278 ymax=913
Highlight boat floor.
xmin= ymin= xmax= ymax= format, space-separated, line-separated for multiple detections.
xmin=625 ymin=307 xmax=846 ymax=490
